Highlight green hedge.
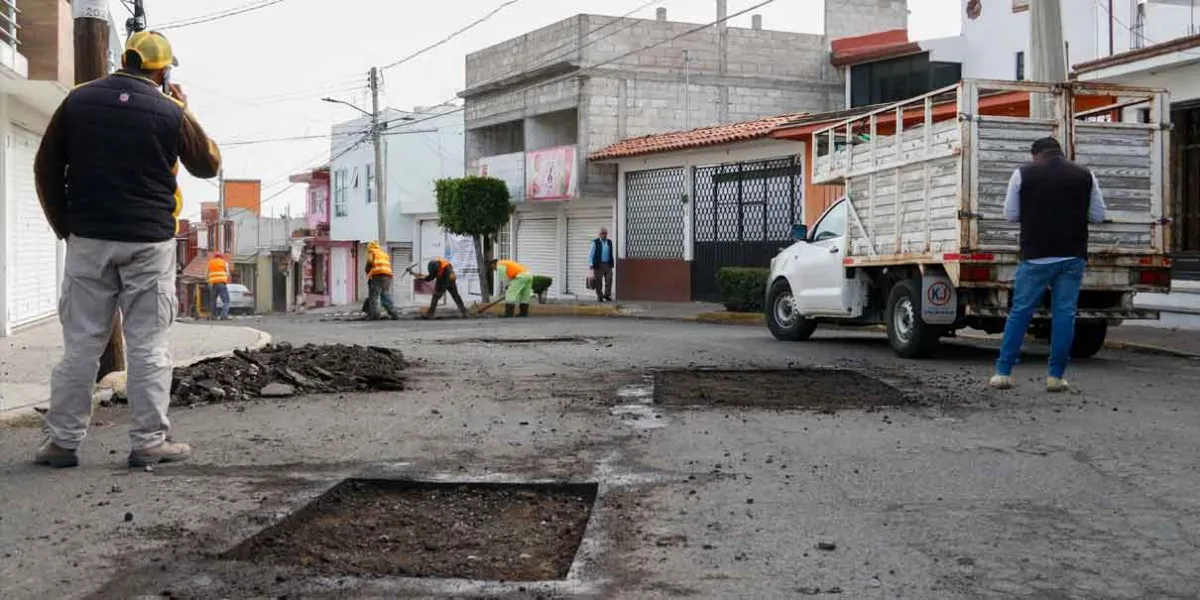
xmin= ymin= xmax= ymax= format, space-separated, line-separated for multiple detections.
xmin=716 ymin=267 xmax=769 ymax=313
xmin=532 ymin=275 xmax=553 ymax=296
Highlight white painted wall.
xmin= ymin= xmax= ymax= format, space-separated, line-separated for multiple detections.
xmin=328 ymin=105 xmax=464 ymax=244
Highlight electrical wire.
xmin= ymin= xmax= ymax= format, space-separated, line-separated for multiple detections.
xmin=157 ymin=0 xmax=288 ymax=31
xmin=1093 ymin=0 xmax=1200 ymax=59
xmin=381 ymin=0 xmax=524 ymax=71
xmin=376 ymin=0 xmax=774 ymax=132
xmin=221 ymin=133 xmax=332 ymax=147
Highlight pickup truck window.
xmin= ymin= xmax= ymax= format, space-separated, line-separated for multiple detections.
xmin=812 ymin=201 xmax=847 ymax=242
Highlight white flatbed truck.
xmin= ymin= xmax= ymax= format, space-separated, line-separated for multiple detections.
xmin=766 ymin=79 xmax=1173 ymax=358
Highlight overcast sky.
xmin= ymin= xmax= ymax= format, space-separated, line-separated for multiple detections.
xmin=114 ymin=0 xmax=959 ymax=220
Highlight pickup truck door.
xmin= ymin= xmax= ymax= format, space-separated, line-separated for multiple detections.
xmin=793 ymin=200 xmax=849 ymax=315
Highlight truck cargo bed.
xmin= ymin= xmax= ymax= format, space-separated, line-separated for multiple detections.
xmin=811 ymin=79 xmax=1169 ymax=264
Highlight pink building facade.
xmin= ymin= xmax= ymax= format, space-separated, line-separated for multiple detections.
xmin=291 ymin=167 xmax=355 ymax=308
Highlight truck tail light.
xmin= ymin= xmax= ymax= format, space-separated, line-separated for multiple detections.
xmin=960 ymin=265 xmax=994 ymax=282
xmin=1135 ymin=268 xmax=1170 ymax=287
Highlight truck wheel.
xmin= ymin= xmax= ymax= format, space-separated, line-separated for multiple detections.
xmin=886 ymin=278 xmax=941 ymax=359
xmin=1070 ymin=321 xmax=1108 ymax=359
xmin=766 ymin=279 xmax=817 ymax=342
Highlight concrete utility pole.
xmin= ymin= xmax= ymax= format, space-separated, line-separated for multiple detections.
xmin=217 ymin=168 xmax=226 ymax=253
xmin=369 ymin=66 xmax=387 ymax=246
xmin=1029 ymin=0 xmax=1067 ymax=119
xmin=73 ymin=0 xmax=126 ymax=379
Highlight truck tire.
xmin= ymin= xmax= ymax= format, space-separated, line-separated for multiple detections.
xmin=886 ymin=278 xmax=941 ymax=359
xmin=1070 ymin=320 xmax=1108 ymax=359
xmin=766 ymin=279 xmax=817 ymax=342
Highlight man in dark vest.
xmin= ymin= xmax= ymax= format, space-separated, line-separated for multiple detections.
xmin=589 ymin=227 xmax=615 ymax=302
xmin=33 ymin=31 xmax=221 ymax=468
xmin=990 ymin=137 xmax=1106 ymax=393
xmin=418 ymin=257 xmax=469 ymax=319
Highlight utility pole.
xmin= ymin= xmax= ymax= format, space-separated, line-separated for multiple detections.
xmin=217 ymin=168 xmax=226 ymax=253
xmin=1029 ymin=0 xmax=1066 ymax=120
xmin=74 ymin=0 xmax=126 ymax=380
xmin=369 ymin=66 xmax=387 ymax=247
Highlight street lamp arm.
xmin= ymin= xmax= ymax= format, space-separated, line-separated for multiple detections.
xmin=321 ymin=97 xmax=373 ymax=119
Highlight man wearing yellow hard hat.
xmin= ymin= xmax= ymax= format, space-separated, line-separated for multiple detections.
xmin=33 ymin=30 xmax=221 ymax=469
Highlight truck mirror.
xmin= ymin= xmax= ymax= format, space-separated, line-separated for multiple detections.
xmin=791 ymin=224 xmax=809 ymax=241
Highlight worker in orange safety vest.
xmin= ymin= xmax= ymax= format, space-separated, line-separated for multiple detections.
xmin=416 ymin=257 xmax=469 ymax=319
xmin=206 ymin=252 xmax=231 ymax=320
xmin=364 ymin=241 xmax=400 ymax=320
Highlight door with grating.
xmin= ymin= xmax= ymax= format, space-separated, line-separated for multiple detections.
xmin=625 ymin=167 xmax=685 ymax=261
xmin=692 ymin=157 xmax=803 ymax=302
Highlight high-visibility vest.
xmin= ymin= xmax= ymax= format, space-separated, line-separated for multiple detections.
xmin=431 ymin=258 xmax=455 ymax=282
xmin=207 ymin=258 xmax=229 ymax=285
xmin=367 ymin=247 xmax=393 ymax=278
xmin=497 ymin=260 xmax=527 ymax=280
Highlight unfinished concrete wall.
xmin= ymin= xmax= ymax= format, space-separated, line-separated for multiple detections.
xmin=825 ymin=0 xmax=908 ymax=41
xmin=525 ymin=108 xmax=578 ymax=151
xmin=464 ymin=16 xmax=583 ymax=90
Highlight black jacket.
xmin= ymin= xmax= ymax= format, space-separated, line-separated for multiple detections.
xmin=35 ymin=72 xmax=221 ymax=243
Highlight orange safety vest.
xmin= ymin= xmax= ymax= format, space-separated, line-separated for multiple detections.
xmin=497 ymin=260 xmax=527 ymax=280
xmin=207 ymin=257 xmax=229 ymax=285
xmin=431 ymin=258 xmax=456 ymax=281
xmin=367 ymin=247 xmax=393 ymax=278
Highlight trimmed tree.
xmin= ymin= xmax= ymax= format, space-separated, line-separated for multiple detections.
xmin=434 ymin=176 xmax=515 ymax=302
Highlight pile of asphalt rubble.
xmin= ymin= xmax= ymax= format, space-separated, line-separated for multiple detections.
xmin=168 ymin=342 xmax=407 ymax=406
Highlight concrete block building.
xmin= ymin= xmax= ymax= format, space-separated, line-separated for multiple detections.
xmin=460 ymin=1 xmax=906 ymax=299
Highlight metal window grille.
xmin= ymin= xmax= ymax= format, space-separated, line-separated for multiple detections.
xmin=625 ymin=167 xmax=685 ymax=259
xmin=693 ymin=157 xmax=801 ymax=244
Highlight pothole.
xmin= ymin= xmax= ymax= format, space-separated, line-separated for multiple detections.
xmin=653 ymin=368 xmax=909 ymax=410
xmin=442 ymin=336 xmax=609 ymax=345
xmin=221 ymin=479 xmax=598 ymax=581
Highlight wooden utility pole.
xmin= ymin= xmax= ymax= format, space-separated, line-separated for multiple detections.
xmin=1029 ymin=0 xmax=1066 ymax=120
xmin=369 ymin=66 xmax=387 ymax=246
xmin=73 ymin=1 xmax=125 ymax=379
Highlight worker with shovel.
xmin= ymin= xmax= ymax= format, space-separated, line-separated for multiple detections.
xmin=491 ymin=259 xmax=534 ymax=318
xmin=364 ymin=241 xmax=400 ymax=320
xmin=414 ymin=257 xmax=469 ymax=319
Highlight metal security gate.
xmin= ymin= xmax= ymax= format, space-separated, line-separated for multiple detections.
xmin=692 ymin=157 xmax=802 ymax=302
xmin=1175 ymin=102 xmax=1200 ymax=280
xmin=625 ymin=167 xmax=685 ymax=260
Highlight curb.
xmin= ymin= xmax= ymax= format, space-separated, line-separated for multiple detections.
xmin=0 ymin=326 xmax=273 ymax=425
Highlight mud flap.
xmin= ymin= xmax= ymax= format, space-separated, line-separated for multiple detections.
xmin=920 ymin=272 xmax=957 ymax=325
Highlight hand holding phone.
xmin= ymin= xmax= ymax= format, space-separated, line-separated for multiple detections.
xmin=167 ymin=83 xmax=187 ymax=107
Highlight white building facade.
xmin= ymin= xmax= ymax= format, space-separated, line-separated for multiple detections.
xmin=328 ymin=104 xmax=464 ymax=306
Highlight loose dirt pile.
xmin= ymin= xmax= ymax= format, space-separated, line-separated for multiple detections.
xmin=170 ymin=343 xmax=407 ymax=406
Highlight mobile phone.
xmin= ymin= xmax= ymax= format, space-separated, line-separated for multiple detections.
xmin=162 ymin=68 xmax=171 ymax=95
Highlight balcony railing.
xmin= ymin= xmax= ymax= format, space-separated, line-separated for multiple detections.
xmin=0 ymin=0 xmax=18 ymax=50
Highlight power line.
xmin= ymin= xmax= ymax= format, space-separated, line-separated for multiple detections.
xmin=378 ymin=0 xmax=774 ymax=131
xmin=157 ymin=0 xmax=288 ymax=31
xmin=1093 ymin=0 xmax=1200 ymax=59
xmin=221 ymin=133 xmax=332 ymax=147
xmin=381 ymin=0 xmax=524 ymax=71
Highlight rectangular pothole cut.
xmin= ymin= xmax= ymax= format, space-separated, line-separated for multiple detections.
xmin=653 ymin=368 xmax=907 ymax=410
xmin=222 ymin=479 xmax=598 ymax=581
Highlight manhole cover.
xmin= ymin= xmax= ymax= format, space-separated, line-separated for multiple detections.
xmin=653 ymin=368 xmax=907 ymax=410
xmin=222 ymin=479 xmax=597 ymax=581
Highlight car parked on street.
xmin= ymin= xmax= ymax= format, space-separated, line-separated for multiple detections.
xmin=227 ymin=283 xmax=255 ymax=315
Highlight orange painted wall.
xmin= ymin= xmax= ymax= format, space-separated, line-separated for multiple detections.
xmin=224 ymin=180 xmax=262 ymax=215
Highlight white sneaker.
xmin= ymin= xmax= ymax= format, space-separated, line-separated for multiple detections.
xmin=1046 ymin=377 xmax=1070 ymax=393
xmin=988 ymin=375 xmax=1013 ymax=390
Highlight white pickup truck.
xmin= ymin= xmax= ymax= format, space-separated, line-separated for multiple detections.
xmin=767 ymin=79 xmax=1173 ymax=358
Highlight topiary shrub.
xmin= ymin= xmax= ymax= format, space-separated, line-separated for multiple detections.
xmin=532 ymin=275 xmax=553 ymax=303
xmin=716 ymin=267 xmax=769 ymax=313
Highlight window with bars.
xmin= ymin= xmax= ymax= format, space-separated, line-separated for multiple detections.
xmin=625 ymin=167 xmax=686 ymax=259
xmin=333 ymin=169 xmax=349 ymax=217
xmin=494 ymin=221 xmax=512 ymax=260
xmin=365 ymin=164 xmax=375 ymax=204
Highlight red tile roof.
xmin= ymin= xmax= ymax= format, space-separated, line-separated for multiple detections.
xmin=181 ymin=252 xmax=212 ymax=283
xmin=1073 ymin=33 xmax=1200 ymax=75
xmin=829 ymin=28 xmax=921 ymax=67
xmin=588 ymin=113 xmax=807 ymax=161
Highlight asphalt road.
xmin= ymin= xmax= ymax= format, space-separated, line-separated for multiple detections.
xmin=2 ymin=316 xmax=1199 ymax=599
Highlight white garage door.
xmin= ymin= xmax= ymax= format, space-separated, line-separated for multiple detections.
xmin=9 ymin=127 xmax=59 ymax=327
xmin=515 ymin=217 xmax=558 ymax=294
xmin=566 ymin=211 xmax=612 ymax=298
xmin=390 ymin=247 xmax=412 ymax=301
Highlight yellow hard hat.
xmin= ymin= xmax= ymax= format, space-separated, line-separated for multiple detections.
xmin=125 ymin=30 xmax=178 ymax=70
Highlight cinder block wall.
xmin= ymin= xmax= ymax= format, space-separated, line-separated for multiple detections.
xmin=825 ymin=0 xmax=908 ymax=41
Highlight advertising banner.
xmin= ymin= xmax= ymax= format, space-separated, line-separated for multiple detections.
xmin=525 ymin=145 xmax=577 ymax=201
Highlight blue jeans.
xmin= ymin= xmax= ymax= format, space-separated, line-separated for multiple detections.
xmin=210 ymin=283 xmax=230 ymax=319
xmin=996 ymin=258 xmax=1086 ymax=379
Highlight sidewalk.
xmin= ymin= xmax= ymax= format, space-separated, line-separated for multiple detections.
xmin=0 ymin=320 xmax=269 ymax=413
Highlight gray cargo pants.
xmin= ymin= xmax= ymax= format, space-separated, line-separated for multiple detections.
xmin=46 ymin=236 xmax=177 ymax=451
